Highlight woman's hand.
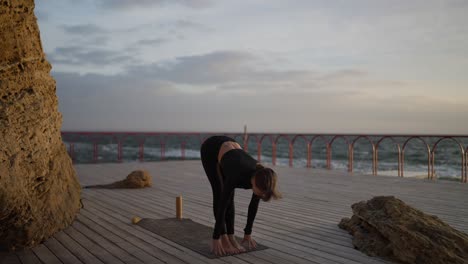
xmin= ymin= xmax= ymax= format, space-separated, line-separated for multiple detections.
xmin=211 ymin=239 xmax=226 ymax=256
xmin=241 ymin=234 xmax=257 ymax=250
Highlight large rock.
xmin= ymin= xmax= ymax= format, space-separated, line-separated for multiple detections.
xmin=0 ymin=0 xmax=81 ymax=250
xmin=339 ymin=196 xmax=468 ymax=264
xmin=85 ymin=170 xmax=152 ymax=189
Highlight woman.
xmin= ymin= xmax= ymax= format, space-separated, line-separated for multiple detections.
xmin=200 ymin=135 xmax=282 ymax=256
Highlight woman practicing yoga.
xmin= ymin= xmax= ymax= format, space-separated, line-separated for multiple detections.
xmin=200 ymin=135 xmax=282 ymax=256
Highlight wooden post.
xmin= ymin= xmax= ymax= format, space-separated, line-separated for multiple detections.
xmin=176 ymin=196 xmax=183 ymax=219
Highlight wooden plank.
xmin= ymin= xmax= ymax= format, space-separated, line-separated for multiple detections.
xmin=31 ymin=244 xmax=62 ymax=264
xmin=15 ymin=249 xmax=42 ymax=264
xmin=84 ymin=191 xmax=372 ymax=264
xmin=75 ymin=212 xmax=180 ymax=263
xmin=0 ymin=253 xmax=22 ymax=264
xmin=79 ymin=210 xmax=233 ymax=264
xmin=53 ymin=229 xmax=104 ymax=264
xmin=98 ymin=188 xmax=353 ymax=250
xmin=81 ymin=193 xmax=280 ymax=264
xmin=70 ymin=221 xmax=143 ymax=264
xmin=153 ymin=173 xmax=464 ymax=227
xmin=62 ymin=226 xmax=125 ymax=264
xmin=73 ymin=161 xmax=468 ymax=264
xmin=79 ymin=210 xmax=185 ymax=264
xmin=158 ymin=169 xmax=467 ymax=217
xmin=79 ymin=199 xmax=227 ymax=264
xmin=90 ymin=188 xmax=384 ymax=263
xmin=154 ymin=167 xmax=468 ymax=229
xmin=235 ymin=253 xmax=274 ymax=264
xmin=162 ymin=162 xmax=468 ymax=206
xmin=44 ymin=237 xmax=82 ymax=264
xmin=135 ymin=185 xmax=394 ymax=264
xmin=257 ymin=249 xmax=323 ymax=264
xmin=74 ymin=215 xmax=164 ymax=264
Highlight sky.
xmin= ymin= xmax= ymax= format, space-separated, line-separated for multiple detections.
xmin=35 ymin=0 xmax=468 ymax=134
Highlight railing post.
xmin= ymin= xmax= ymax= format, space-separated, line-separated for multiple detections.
xmin=257 ymin=142 xmax=262 ymax=162
xmin=326 ymin=143 xmax=331 ymax=170
xmin=348 ymin=144 xmax=353 ymax=172
xmin=307 ymin=143 xmax=311 ymax=168
xmin=272 ymin=143 xmax=277 ymax=166
xmin=373 ymin=147 xmax=377 ymax=176
xmin=431 ymin=151 xmax=435 ymax=180
xmin=372 ymin=145 xmax=377 ymax=176
xmin=401 ymin=151 xmax=405 ymax=177
xmin=289 ymin=143 xmax=293 ymax=168
xmin=463 ymin=151 xmax=468 ymax=183
xmin=460 ymin=153 xmax=464 ymax=183
xmin=397 ymin=149 xmax=401 ymax=177
xmin=427 ymin=149 xmax=431 ymax=180
xmin=93 ymin=142 xmax=98 ymax=163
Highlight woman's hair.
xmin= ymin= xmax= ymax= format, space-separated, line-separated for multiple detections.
xmin=253 ymin=163 xmax=282 ymax=202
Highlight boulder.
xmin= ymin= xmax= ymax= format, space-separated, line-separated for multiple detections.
xmin=339 ymin=196 xmax=468 ymax=264
xmin=85 ymin=170 xmax=152 ymax=189
xmin=0 ymin=0 xmax=81 ymax=250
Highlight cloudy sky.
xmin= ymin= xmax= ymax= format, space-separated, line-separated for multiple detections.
xmin=35 ymin=0 xmax=468 ymax=134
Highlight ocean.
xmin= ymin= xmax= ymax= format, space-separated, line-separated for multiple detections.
xmin=62 ymin=133 xmax=468 ymax=180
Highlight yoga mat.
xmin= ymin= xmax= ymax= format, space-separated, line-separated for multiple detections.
xmin=137 ymin=218 xmax=268 ymax=258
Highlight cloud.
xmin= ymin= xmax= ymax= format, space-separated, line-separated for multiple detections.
xmin=51 ymin=49 xmax=468 ymax=134
xmin=169 ymin=19 xmax=212 ymax=32
xmin=123 ymin=50 xmax=400 ymax=96
xmin=49 ymin=46 xmax=137 ymax=66
xmin=53 ymin=70 xmax=468 ymax=134
xmin=59 ymin=24 xmax=110 ymax=46
xmin=127 ymin=51 xmax=256 ymax=85
xmin=136 ymin=38 xmax=168 ymax=46
xmin=96 ymin=0 xmax=213 ymax=9
xmin=61 ymin=24 xmax=107 ymax=35
xmin=48 ymin=48 xmax=406 ymax=96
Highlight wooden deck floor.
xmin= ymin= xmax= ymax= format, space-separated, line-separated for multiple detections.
xmin=2 ymin=161 xmax=467 ymax=264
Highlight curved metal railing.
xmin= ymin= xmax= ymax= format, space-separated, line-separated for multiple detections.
xmin=61 ymin=132 xmax=468 ymax=183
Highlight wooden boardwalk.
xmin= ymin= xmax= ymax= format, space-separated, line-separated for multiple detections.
xmin=2 ymin=161 xmax=467 ymax=264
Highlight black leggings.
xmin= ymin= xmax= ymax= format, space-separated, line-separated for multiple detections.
xmin=200 ymin=136 xmax=236 ymax=237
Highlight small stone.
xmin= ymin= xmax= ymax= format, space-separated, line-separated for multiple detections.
xmin=132 ymin=216 xmax=142 ymax=224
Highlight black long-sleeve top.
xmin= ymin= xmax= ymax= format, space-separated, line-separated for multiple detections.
xmin=213 ymin=149 xmax=260 ymax=239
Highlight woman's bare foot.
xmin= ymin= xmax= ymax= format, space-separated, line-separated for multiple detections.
xmin=221 ymin=235 xmax=239 ymax=254
xmin=228 ymin=235 xmax=246 ymax=252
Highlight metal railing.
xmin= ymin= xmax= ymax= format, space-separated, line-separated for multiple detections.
xmin=61 ymin=132 xmax=468 ymax=183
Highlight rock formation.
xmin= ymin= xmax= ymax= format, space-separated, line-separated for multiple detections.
xmin=0 ymin=0 xmax=81 ymax=250
xmin=85 ymin=170 xmax=152 ymax=189
xmin=339 ymin=196 xmax=468 ymax=264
